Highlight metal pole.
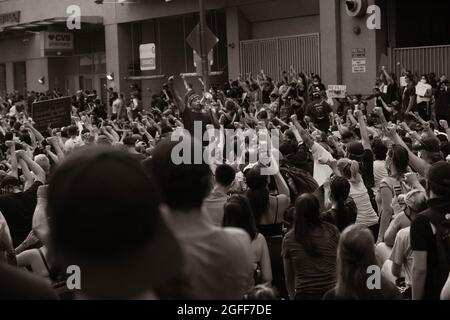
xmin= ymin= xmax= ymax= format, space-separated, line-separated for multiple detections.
xmin=199 ymin=0 xmax=210 ymax=92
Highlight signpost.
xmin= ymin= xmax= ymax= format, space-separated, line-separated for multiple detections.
xmin=31 ymin=97 xmax=72 ymax=133
xmin=186 ymin=1 xmax=219 ymax=90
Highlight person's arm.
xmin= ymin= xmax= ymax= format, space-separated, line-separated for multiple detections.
xmin=18 ymin=158 xmax=34 ymax=191
xmin=24 ymin=122 xmax=45 ymax=144
xmin=440 ymin=120 xmax=450 ymax=142
xmin=378 ymin=184 xmax=394 ymax=244
xmin=5 ymin=141 xmax=18 ymax=179
xmin=441 ymin=272 xmax=450 ymax=300
xmin=44 ymin=145 xmax=59 ymax=165
xmin=384 ymin=215 xmax=401 ymax=247
xmin=381 ymin=66 xmax=394 ymax=85
xmin=379 ymin=96 xmax=393 ymax=113
xmin=354 ymin=110 xmax=371 ymax=151
xmin=46 ymin=136 xmax=65 ymax=161
xmin=167 ymin=76 xmax=186 ymax=114
xmin=283 ymin=257 xmax=295 ymax=300
xmin=373 ymin=107 xmax=389 ymax=128
xmin=290 ymin=115 xmax=314 ymax=149
xmin=260 ymin=236 xmax=273 ymax=284
xmin=106 ymin=126 xmax=120 ymax=142
xmin=412 ymin=250 xmax=428 ymax=300
xmin=384 ymin=125 xmax=430 ymax=177
xmin=15 ymin=150 xmax=45 ymax=184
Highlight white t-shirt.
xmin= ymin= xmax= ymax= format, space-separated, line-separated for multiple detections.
xmin=350 ymin=180 xmax=379 ymax=228
xmin=373 ymin=160 xmax=388 ymax=195
xmin=389 ymin=227 xmax=413 ymax=286
xmin=176 ymin=226 xmax=254 ymax=299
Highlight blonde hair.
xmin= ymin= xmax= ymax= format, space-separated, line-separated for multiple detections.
xmin=337 ymin=158 xmax=361 ymax=184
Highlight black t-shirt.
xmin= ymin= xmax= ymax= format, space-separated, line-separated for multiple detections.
xmin=384 ymin=83 xmax=399 ymax=104
xmin=435 ymin=89 xmax=450 ymax=117
xmin=402 ymin=85 xmax=416 ymax=111
xmin=180 ymin=107 xmax=212 ymax=138
xmin=410 ymin=199 xmax=450 ymax=300
xmin=306 ymin=101 xmax=332 ymax=132
xmin=360 ymin=149 xmax=375 ymax=190
xmin=0 ymin=181 xmax=42 ymax=247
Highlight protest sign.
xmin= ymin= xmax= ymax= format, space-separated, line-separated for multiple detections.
xmin=327 ymin=85 xmax=347 ymax=99
xmin=32 ymin=97 xmax=72 ymax=133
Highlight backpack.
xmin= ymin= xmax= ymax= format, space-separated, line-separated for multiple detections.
xmin=279 ymin=163 xmax=319 ymax=203
xmin=423 ymin=209 xmax=450 ymax=289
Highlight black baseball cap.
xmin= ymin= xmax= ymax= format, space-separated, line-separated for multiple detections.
xmin=47 ymin=146 xmax=183 ymax=298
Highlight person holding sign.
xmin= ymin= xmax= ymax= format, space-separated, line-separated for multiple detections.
xmin=415 ymin=75 xmax=433 ymax=121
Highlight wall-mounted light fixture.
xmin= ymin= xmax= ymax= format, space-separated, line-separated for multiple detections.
xmin=106 ymin=73 xmax=114 ymax=81
xmin=38 ymin=76 xmax=45 ymax=84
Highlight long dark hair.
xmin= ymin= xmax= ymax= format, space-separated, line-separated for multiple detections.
xmin=245 ymin=166 xmax=269 ymax=223
xmin=336 ymin=225 xmax=382 ymax=299
xmin=223 ymin=194 xmax=258 ymax=241
xmin=387 ymin=144 xmax=409 ymax=177
xmin=294 ymin=194 xmax=322 ymax=257
xmin=330 ymin=176 xmax=352 ymax=231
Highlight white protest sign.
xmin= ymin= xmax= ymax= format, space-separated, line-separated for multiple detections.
xmin=327 ymin=85 xmax=347 ymax=99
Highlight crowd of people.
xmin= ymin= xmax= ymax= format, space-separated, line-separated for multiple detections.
xmin=0 ymin=65 xmax=450 ymax=300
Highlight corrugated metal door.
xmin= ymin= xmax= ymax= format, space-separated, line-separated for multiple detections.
xmin=240 ymin=33 xmax=320 ymax=81
xmin=391 ymin=45 xmax=450 ymax=77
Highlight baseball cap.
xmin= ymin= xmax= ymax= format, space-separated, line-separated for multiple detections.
xmin=47 ymin=146 xmax=183 ymax=298
xmin=0 ymin=171 xmax=20 ymax=189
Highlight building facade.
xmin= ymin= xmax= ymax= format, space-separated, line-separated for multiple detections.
xmin=1 ymin=0 xmax=450 ymax=105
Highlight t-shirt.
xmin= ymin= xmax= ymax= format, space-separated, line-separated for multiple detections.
xmin=112 ymin=98 xmax=124 ymax=114
xmin=402 ymin=85 xmax=416 ymax=112
xmin=349 ymin=181 xmax=379 ymax=228
xmin=281 ymin=225 xmax=339 ymax=296
xmin=177 ymin=226 xmax=254 ymax=299
xmin=389 ymin=227 xmax=413 ymax=286
xmin=180 ymin=107 xmax=212 ymax=138
xmin=373 ymin=160 xmax=388 ymax=195
xmin=202 ymin=187 xmax=229 ymax=227
xmin=435 ymin=88 xmax=450 ymax=117
xmin=0 ymin=181 xmax=42 ymax=247
xmin=410 ymin=199 xmax=448 ymax=300
xmin=306 ymin=102 xmax=332 ymax=132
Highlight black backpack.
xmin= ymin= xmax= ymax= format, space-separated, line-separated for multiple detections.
xmin=279 ymin=163 xmax=319 ymax=204
xmin=423 ymin=209 xmax=450 ymax=288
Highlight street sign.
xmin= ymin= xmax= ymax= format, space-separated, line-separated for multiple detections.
xmin=139 ymin=43 xmax=156 ymax=71
xmin=186 ymin=23 xmax=219 ymax=56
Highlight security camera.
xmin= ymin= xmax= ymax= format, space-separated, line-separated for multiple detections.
xmin=345 ymin=0 xmax=368 ymax=17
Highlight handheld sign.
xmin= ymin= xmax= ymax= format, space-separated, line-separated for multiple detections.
xmin=327 ymin=85 xmax=347 ymax=99
xmin=32 ymin=97 xmax=72 ymax=133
